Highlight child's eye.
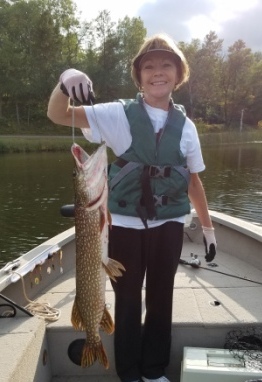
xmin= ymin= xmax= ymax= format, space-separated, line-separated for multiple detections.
xmin=143 ymin=64 xmax=153 ymax=70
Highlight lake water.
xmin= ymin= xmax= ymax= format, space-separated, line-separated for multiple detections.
xmin=0 ymin=142 xmax=262 ymax=266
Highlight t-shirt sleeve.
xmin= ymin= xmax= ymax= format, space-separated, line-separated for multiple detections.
xmin=81 ymin=102 xmax=132 ymax=157
xmin=181 ymin=118 xmax=205 ymax=174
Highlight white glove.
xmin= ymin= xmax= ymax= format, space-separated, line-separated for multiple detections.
xmin=59 ymin=68 xmax=95 ymax=104
xmin=202 ymin=226 xmax=217 ymax=262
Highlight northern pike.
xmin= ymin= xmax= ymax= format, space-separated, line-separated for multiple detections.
xmin=71 ymin=142 xmax=125 ymax=369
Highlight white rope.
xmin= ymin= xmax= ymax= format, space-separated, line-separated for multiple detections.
xmin=72 ymin=100 xmax=75 ymax=143
xmin=25 ymin=300 xmax=61 ymax=322
xmin=12 ymin=271 xmax=61 ymax=322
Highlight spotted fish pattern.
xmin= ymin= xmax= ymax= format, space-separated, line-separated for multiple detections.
xmin=71 ymin=143 xmax=125 ymax=369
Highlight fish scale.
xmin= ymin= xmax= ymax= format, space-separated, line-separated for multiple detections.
xmin=71 ymin=143 xmax=125 ymax=369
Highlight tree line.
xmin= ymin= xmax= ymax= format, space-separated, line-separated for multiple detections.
xmin=0 ymin=0 xmax=262 ymax=130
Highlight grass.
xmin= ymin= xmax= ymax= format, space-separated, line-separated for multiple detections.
xmin=0 ymin=135 xmax=117 ymax=162
xmin=0 ymin=136 xmax=94 ymax=154
xmin=1 ymin=128 xmax=262 ymax=154
xmin=199 ymin=129 xmax=262 ymax=146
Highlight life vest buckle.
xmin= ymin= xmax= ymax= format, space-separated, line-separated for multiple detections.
xmin=148 ymin=165 xmax=171 ymax=178
xmin=153 ymin=195 xmax=168 ymax=207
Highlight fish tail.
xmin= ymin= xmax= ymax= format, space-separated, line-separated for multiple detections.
xmin=100 ymin=305 xmax=114 ymax=334
xmin=71 ymin=299 xmax=85 ymax=330
xmin=103 ymin=258 xmax=126 ymax=282
xmin=81 ymin=341 xmax=109 ymax=369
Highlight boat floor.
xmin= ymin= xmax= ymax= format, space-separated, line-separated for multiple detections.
xmin=37 ymin=239 xmax=262 ymax=381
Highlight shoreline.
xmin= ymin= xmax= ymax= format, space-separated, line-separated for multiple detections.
xmin=0 ymin=130 xmax=262 ymax=154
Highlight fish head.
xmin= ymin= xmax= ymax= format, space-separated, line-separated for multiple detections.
xmin=71 ymin=143 xmax=108 ymax=208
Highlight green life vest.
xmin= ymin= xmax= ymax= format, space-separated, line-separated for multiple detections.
xmin=108 ymin=93 xmax=190 ymax=225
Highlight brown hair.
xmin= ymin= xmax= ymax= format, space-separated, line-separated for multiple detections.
xmin=131 ymin=33 xmax=190 ymax=90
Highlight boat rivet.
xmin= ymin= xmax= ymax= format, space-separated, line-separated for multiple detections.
xmin=209 ymin=300 xmax=221 ymax=307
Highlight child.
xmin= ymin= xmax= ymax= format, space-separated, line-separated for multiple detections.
xmin=47 ymin=33 xmax=217 ymax=382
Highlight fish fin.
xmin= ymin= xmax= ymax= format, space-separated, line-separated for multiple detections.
xmin=108 ymin=209 xmax=112 ymax=229
xmin=99 ymin=206 xmax=106 ymax=233
xmin=100 ymin=305 xmax=114 ymax=334
xmin=103 ymin=258 xmax=126 ymax=282
xmin=100 ymin=207 xmax=112 ymax=232
xmin=81 ymin=340 xmax=109 ymax=369
xmin=71 ymin=299 xmax=85 ymax=330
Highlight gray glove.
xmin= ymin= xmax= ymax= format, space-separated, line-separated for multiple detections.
xmin=59 ymin=68 xmax=95 ymax=104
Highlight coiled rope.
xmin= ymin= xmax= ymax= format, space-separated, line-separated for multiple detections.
xmin=13 ymin=271 xmax=61 ymax=322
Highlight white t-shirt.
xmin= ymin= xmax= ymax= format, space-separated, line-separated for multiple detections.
xmin=82 ymin=101 xmax=205 ymax=229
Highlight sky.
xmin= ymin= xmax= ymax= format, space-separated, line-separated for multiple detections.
xmin=74 ymin=0 xmax=262 ymax=52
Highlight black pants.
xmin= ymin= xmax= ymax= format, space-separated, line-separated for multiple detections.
xmin=109 ymin=221 xmax=184 ymax=382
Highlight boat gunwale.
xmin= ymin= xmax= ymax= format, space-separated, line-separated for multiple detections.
xmin=208 ymin=210 xmax=262 ymax=243
xmin=1 ymin=210 xmax=262 ymax=293
xmin=0 ymin=226 xmax=75 ymax=292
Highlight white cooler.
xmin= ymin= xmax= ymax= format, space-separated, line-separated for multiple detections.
xmin=180 ymin=347 xmax=262 ymax=382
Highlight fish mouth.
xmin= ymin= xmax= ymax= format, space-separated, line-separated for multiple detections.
xmin=71 ymin=143 xmax=89 ymax=171
xmin=71 ymin=143 xmax=108 ymax=210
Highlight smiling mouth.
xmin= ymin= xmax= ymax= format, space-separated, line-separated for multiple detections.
xmin=151 ymin=81 xmax=167 ymax=86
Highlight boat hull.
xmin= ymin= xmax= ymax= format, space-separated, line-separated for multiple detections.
xmin=0 ymin=211 xmax=262 ymax=381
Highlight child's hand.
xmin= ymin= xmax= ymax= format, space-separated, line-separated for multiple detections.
xmin=59 ymin=68 xmax=95 ymax=104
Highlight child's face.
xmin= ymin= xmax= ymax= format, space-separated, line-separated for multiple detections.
xmin=140 ymin=51 xmax=178 ymax=104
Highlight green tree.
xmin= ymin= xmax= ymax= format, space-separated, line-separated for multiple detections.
xmin=115 ymin=16 xmax=146 ymax=98
xmin=178 ymin=32 xmax=223 ymax=122
xmin=0 ymin=0 xmax=82 ymax=126
xmin=176 ymin=38 xmax=201 ymax=117
xmin=221 ymin=40 xmax=254 ymax=128
xmin=246 ymin=54 xmax=262 ymax=125
xmin=86 ymin=10 xmax=117 ymax=101
xmin=1 ymin=1 xmax=262 ymax=131
xmin=0 ymin=1 xmax=12 ymax=119
xmin=82 ymin=11 xmax=146 ymax=102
